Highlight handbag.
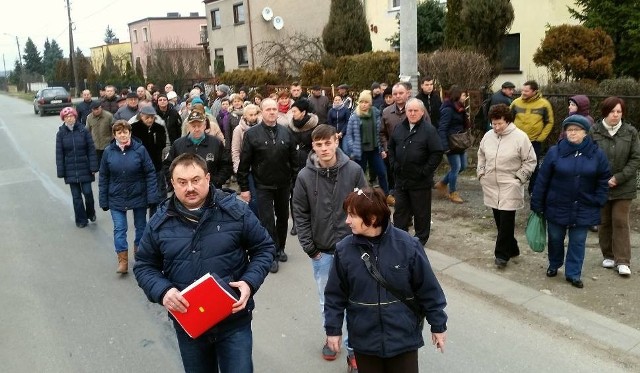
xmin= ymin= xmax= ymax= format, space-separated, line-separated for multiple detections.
xmin=448 ymin=130 xmax=474 ymax=152
xmin=358 ymin=246 xmax=425 ymax=328
xmin=525 ymin=211 xmax=546 ymax=252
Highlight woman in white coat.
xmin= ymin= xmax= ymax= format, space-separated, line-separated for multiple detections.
xmin=477 ymin=104 xmax=537 ymax=268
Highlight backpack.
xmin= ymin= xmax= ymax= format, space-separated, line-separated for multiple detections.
xmin=473 ymin=97 xmax=492 ymax=132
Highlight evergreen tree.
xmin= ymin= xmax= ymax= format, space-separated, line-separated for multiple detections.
xmin=387 ymin=0 xmax=445 ymax=53
xmin=23 ymin=37 xmax=44 ymax=75
xmin=8 ymin=59 xmax=22 ymax=86
xmin=134 ymin=58 xmax=145 ymax=86
xmin=42 ymin=38 xmax=64 ymax=82
xmin=444 ymin=0 xmax=465 ymax=48
xmin=322 ymin=0 xmax=372 ymax=57
xmin=104 ymin=25 xmax=117 ymax=44
xmin=569 ymin=0 xmax=640 ymax=78
xmin=460 ymin=0 xmax=514 ymax=75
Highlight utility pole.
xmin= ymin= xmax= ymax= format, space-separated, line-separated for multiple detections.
xmin=2 ymin=54 xmax=6 ymax=91
xmin=399 ymin=0 xmax=418 ymax=97
xmin=66 ymin=0 xmax=80 ymax=97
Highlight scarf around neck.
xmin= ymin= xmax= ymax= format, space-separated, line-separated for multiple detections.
xmin=603 ymin=118 xmax=622 ymax=136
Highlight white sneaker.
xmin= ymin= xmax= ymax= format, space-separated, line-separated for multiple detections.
xmin=602 ymin=259 xmax=616 ymax=268
xmin=618 ymin=264 xmax=631 ymax=276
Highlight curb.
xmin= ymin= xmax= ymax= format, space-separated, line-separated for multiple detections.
xmin=426 ymin=248 xmax=640 ymax=356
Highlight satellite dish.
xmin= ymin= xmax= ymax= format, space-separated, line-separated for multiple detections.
xmin=261 ymin=7 xmax=273 ymax=21
xmin=273 ymin=16 xmax=284 ymax=30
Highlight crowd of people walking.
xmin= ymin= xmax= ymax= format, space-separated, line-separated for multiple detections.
xmin=52 ymin=78 xmax=640 ymax=373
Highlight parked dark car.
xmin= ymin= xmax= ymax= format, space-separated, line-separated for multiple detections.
xmin=33 ymin=87 xmax=72 ymax=117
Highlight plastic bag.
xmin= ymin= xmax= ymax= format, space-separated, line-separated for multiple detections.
xmin=525 ymin=212 xmax=546 ymax=253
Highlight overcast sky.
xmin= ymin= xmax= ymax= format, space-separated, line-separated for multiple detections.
xmin=0 ymin=0 xmax=204 ymax=69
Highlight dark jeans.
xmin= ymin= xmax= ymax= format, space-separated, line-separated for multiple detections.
xmin=383 ymin=155 xmax=395 ymax=193
xmin=69 ymin=182 xmax=95 ymax=225
xmin=358 ymin=150 xmax=389 ymax=195
xmin=354 ymin=350 xmax=418 ymax=373
xmin=96 ymin=149 xmax=104 ymax=168
xmin=256 ymin=187 xmax=289 ymax=253
xmin=547 ymin=221 xmax=588 ymax=280
xmin=492 ymin=209 xmax=519 ymax=261
xmin=393 ymin=187 xmax=431 ymax=245
xmin=247 ymin=173 xmax=259 ymax=218
xmin=528 ymin=141 xmax=542 ymax=195
xmin=175 ymin=322 xmax=253 ymax=373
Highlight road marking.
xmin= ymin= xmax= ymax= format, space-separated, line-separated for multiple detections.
xmin=0 ymin=167 xmax=39 ymax=187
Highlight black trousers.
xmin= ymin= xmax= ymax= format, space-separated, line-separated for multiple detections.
xmin=528 ymin=141 xmax=542 ymax=195
xmin=256 ymin=187 xmax=290 ymax=253
xmin=393 ymin=187 xmax=431 ymax=245
xmin=354 ymin=350 xmax=418 ymax=373
xmin=493 ymin=208 xmax=519 ymax=260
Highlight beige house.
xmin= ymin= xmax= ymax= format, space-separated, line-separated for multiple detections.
xmin=128 ymin=13 xmax=208 ymax=77
xmin=202 ymin=0 xmax=330 ymax=73
xmin=365 ymin=0 xmax=578 ymax=90
xmin=90 ymin=42 xmax=132 ymax=75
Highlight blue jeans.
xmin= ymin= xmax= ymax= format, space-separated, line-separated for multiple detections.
xmin=313 ymin=253 xmax=352 ymax=354
xmin=441 ymin=152 xmax=467 ymax=193
xmin=175 ymin=321 xmax=253 ymax=373
xmin=110 ymin=208 xmax=147 ymax=253
xmin=358 ymin=149 xmax=388 ymax=195
xmin=149 ymin=170 xmax=167 ymax=218
xmin=547 ymin=221 xmax=588 ymax=280
xmin=69 ymin=182 xmax=95 ymax=225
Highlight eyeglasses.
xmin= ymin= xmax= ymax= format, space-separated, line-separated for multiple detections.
xmin=353 ymin=188 xmax=373 ymax=202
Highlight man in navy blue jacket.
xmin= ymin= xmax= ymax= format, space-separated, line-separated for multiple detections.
xmin=134 ymin=153 xmax=275 ymax=373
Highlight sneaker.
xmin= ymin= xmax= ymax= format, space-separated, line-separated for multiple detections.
xmin=322 ymin=343 xmax=337 ymax=361
xmin=76 ymin=222 xmax=87 ymax=228
xmin=88 ymin=214 xmax=96 ymax=222
xmin=602 ymin=259 xmax=615 ymax=269
xmin=269 ymin=260 xmax=279 ymax=273
xmin=347 ymin=354 xmax=358 ymax=373
xmin=495 ymin=257 xmax=508 ymax=268
xmin=618 ymin=264 xmax=631 ymax=276
xmin=290 ymin=226 xmax=297 ymax=236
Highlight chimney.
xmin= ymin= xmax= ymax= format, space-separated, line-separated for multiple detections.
xmin=190 ymin=12 xmax=199 ymax=17
xmin=167 ymin=12 xmax=180 ymax=18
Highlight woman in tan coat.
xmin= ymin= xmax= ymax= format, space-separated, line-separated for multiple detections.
xmin=477 ymin=104 xmax=537 ymax=268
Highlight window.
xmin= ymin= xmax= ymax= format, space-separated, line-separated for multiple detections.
xmin=132 ymin=30 xmax=138 ymax=43
xmin=200 ymin=25 xmax=208 ymax=44
xmin=211 ymin=9 xmax=221 ymax=28
xmin=390 ymin=0 xmax=400 ymax=9
xmin=237 ymin=46 xmax=248 ymax=66
xmin=501 ymin=33 xmax=520 ymax=72
xmin=142 ymin=27 xmax=148 ymax=42
xmin=214 ymin=48 xmax=225 ymax=75
xmin=233 ymin=3 xmax=245 ymax=24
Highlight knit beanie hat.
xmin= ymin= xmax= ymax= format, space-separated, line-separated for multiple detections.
xmin=562 ymin=114 xmax=591 ymax=131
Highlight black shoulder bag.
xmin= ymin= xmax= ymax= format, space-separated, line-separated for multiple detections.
xmin=358 ymin=247 xmax=425 ymax=328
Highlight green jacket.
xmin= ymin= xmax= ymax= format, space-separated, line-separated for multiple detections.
xmin=590 ymin=120 xmax=640 ymax=200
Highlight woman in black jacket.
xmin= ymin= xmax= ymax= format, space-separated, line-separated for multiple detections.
xmin=324 ymin=187 xmax=447 ymax=372
xmin=55 ymin=107 xmax=98 ymax=228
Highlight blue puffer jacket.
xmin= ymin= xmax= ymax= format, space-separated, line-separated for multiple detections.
xmin=327 ymin=105 xmax=351 ymax=137
xmin=133 ymin=187 xmax=276 ymax=333
xmin=324 ymin=221 xmax=448 ymax=358
xmin=56 ymin=123 xmax=98 ymax=184
xmin=343 ymin=106 xmax=382 ymax=161
xmin=531 ymin=137 xmax=610 ymax=226
xmin=99 ymin=139 xmax=159 ymax=210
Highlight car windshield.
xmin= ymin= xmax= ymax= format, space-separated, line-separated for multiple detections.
xmin=42 ymin=88 xmax=68 ymax=98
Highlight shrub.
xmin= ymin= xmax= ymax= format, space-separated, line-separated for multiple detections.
xmin=418 ymin=49 xmax=493 ymax=90
xmin=217 ymin=69 xmax=280 ymax=88
xmin=334 ymin=52 xmax=399 ymax=89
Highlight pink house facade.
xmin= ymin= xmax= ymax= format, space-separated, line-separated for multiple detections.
xmin=128 ymin=13 xmax=207 ymax=77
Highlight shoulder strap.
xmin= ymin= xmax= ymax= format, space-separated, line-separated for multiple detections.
xmin=358 ymin=246 xmax=424 ymax=322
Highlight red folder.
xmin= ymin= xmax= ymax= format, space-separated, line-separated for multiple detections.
xmin=169 ymin=273 xmax=239 ymax=338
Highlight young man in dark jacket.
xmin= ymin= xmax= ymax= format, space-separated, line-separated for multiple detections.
xmin=416 ymin=77 xmax=442 ymax=128
xmin=237 ymin=98 xmax=298 ymax=273
xmin=388 ymin=98 xmax=444 ymax=245
xmin=163 ymin=110 xmax=232 ymax=190
xmin=131 ymin=105 xmax=168 ymax=216
xmin=134 ymin=153 xmax=275 ymax=373
xmin=292 ymin=124 xmax=366 ymax=364
xmin=154 ymin=93 xmax=182 ymax=144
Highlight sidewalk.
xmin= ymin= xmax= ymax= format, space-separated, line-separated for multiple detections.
xmin=426 ymin=247 xmax=640 ymax=358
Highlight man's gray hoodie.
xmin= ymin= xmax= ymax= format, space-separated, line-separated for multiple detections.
xmin=292 ymin=148 xmax=366 ymax=258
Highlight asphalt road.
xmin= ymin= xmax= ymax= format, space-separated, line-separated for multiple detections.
xmin=0 ymin=94 xmax=633 ymax=372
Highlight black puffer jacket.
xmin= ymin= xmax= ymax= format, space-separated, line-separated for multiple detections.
xmin=237 ymin=122 xmax=297 ymax=191
xmin=163 ymin=135 xmax=232 ymax=189
xmin=155 ymin=104 xmax=182 ymax=144
xmin=287 ymin=114 xmax=319 ymax=170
